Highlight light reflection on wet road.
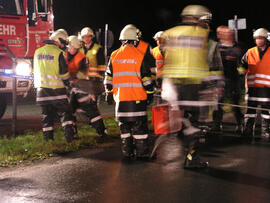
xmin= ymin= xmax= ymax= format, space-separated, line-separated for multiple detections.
xmin=1 ymin=134 xmax=270 ymax=203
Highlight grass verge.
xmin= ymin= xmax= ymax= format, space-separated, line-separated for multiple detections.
xmin=0 ymin=117 xmax=120 ymax=167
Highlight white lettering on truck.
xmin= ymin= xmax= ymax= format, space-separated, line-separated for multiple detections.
xmin=0 ymin=24 xmax=16 ymax=36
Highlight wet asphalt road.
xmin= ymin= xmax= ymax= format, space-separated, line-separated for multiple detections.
xmin=1 ymin=132 xmax=270 ymax=203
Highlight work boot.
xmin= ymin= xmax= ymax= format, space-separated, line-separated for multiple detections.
xmin=235 ymin=124 xmax=243 ymax=135
xmin=134 ymin=138 xmax=150 ymax=159
xmin=184 ymin=150 xmax=208 ymax=169
xmin=64 ymin=126 xmax=74 ymax=143
xmin=262 ymin=119 xmax=270 ymax=138
xmin=242 ymin=117 xmax=255 ymax=143
xmin=211 ymin=122 xmax=222 ymax=133
xmin=121 ymin=137 xmax=134 ymax=158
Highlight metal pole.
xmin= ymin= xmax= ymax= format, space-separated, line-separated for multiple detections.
xmin=234 ymin=15 xmax=238 ymax=43
xmin=104 ymin=24 xmax=108 ymax=65
xmin=12 ymin=59 xmax=17 ymax=136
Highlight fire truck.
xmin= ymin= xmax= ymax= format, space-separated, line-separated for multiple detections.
xmin=0 ymin=0 xmax=54 ymax=118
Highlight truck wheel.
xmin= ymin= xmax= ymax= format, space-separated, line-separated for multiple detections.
xmin=0 ymin=95 xmax=7 ymax=119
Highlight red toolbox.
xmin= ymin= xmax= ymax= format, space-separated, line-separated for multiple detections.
xmin=152 ymin=104 xmax=183 ymax=135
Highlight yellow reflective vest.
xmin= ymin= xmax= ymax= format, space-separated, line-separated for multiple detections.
xmin=34 ymin=44 xmax=69 ymax=89
xmin=162 ymin=25 xmax=210 ymax=80
xmin=79 ymin=43 xmax=105 ymax=79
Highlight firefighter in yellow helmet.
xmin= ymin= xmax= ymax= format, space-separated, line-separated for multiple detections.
xmin=104 ymin=25 xmax=154 ymax=159
xmin=33 ymin=30 xmax=75 ymax=143
xmin=161 ymin=5 xmax=214 ymax=169
xmin=241 ymin=28 xmax=270 ymax=143
xmin=66 ymin=36 xmax=108 ymax=140
xmin=79 ymin=27 xmax=106 ymax=83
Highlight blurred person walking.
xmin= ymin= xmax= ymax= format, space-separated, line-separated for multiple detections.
xmin=161 ymin=5 xmax=216 ymax=169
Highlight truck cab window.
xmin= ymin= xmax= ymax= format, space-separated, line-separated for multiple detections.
xmin=37 ymin=0 xmax=51 ymax=21
xmin=0 ymin=0 xmax=23 ymax=16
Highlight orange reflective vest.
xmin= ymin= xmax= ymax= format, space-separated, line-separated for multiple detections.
xmin=137 ymin=40 xmax=149 ymax=55
xmin=111 ymin=45 xmax=147 ymax=101
xmin=152 ymin=46 xmax=164 ymax=78
xmin=247 ymin=47 xmax=270 ymax=88
xmin=66 ymin=51 xmax=86 ymax=73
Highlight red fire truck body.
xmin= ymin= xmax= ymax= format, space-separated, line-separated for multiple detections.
xmin=0 ymin=0 xmax=54 ymax=118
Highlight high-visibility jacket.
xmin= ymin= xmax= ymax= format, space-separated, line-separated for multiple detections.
xmin=152 ymin=46 xmax=164 ymax=78
xmin=110 ymin=45 xmax=147 ymax=101
xmin=162 ymin=25 xmax=210 ymax=80
xmin=247 ymin=46 xmax=270 ymax=88
xmin=34 ymin=44 xmax=69 ymax=89
xmin=137 ymin=40 xmax=149 ymax=55
xmin=79 ymin=43 xmax=105 ymax=79
xmin=65 ymin=51 xmax=86 ymax=80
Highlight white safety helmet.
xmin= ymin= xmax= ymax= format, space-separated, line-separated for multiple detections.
xmin=253 ymin=28 xmax=269 ymax=39
xmin=68 ymin=35 xmax=81 ymax=49
xmin=50 ymin=29 xmax=68 ymax=44
xmin=56 ymin=28 xmax=68 ymax=37
xmin=119 ymin=24 xmax=138 ymax=41
xmin=153 ymin=31 xmax=164 ymax=40
xmin=181 ymin=5 xmax=212 ymax=21
xmin=81 ymin=27 xmax=94 ymax=37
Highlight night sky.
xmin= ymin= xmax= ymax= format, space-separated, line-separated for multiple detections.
xmin=53 ymin=0 xmax=270 ymax=50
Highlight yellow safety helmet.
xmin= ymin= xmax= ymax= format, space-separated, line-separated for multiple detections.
xmin=119 ymin=24 xmax=138 ymax=41
xmin=81 ymin=27 xmax=95 ymax=37
xmin=181 ymin=5 xmax=212 ymax=21
xmin=153 ymin=31 xmax=164 ymax=40
xmin=50 ymin=29 xmax=68 ymax=44
xmin=68 ymin=35 xmax=81 ymax=49
xmin=253 ymin=28 xmax=269 ymax=39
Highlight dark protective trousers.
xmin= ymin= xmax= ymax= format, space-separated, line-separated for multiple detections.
xmin=213 ymin=79 xmax=243 ymax=127
xmin=119 ymin=117 xmax=149 ymax=157
xmin=244 ymin=87 xmax=270 ymax=137
xmin=70 ymin=87 xmax=106 ymax=136
xmin=41 ymin=103 xmax=74 ymax=142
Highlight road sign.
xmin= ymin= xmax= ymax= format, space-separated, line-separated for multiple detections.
xmin=228 ymin=18 xmax=247 ymax=30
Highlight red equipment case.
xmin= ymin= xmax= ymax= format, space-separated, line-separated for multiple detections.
xmin=152 ymin=104 xmax=183 ymax=135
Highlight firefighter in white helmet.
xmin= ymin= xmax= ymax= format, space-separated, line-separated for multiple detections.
xmin=161 ymin=5 xmax=214 ymax=169
xmin=241 ymin=28 xmax=270 ymax=143
xmin=79 ymin=27 xmax=106 ymax=82
xmin=66 ymin=35 xmax=108 ymax=140
xmin=33 ymin=29 xmax=75 ymax=143
xmin=152 ymin=31 xmax=164 ymax=89
xmin=104 ymin=25 xmax=154 ymax=159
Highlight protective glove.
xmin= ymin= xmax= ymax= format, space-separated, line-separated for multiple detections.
xmin=105 ymin=93 xmax=114 ymax=105
xmin=147 ymin=93 xmax=154 ymax=105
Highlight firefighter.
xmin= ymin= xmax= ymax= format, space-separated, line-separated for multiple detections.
xmin=104 ymin=25 xmax=154 ymax=159
xmin=79 ymin=27 xmax=106 ymax=81
xmin=33 ymin=30 xmax=75 ymax=143
xmin=241 ymin=28 xmax=270 ymax=142
xmin=212 ymin=26 xmax=244 ymax=133
xmin=161 ymin=5 xmax=214 ymax=169
xmin=66 ymin=35 xmax=107 ymax=139
xmin=122 ymin=25 xmax=156 ymax=83
xmin=152 ymin=31 xmax=164 ymax=86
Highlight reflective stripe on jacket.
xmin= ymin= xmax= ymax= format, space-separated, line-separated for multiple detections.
xmin=34 ymin=44 xmax=69 ymax=89
xmin=247 ymin=47 xmax=270 ymax=88
xmin=162 ymin=25 xmax=210 ymax=80
xmin=111 ymin=45 xmax=147 ymax=101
